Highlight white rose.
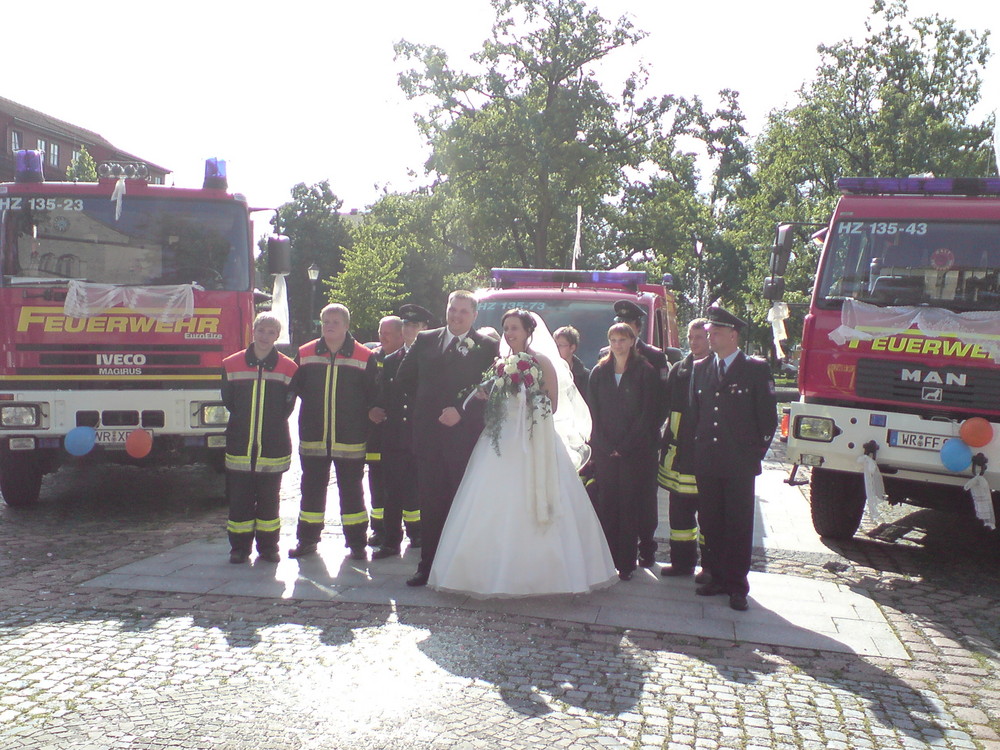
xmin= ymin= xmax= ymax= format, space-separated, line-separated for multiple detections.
xmin=504 ymin=363 xmax=517 ymax=375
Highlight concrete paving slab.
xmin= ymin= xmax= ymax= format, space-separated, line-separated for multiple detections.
xmin=82 ymin=532 xmax=908 ymax=659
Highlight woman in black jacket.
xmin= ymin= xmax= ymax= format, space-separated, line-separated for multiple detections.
xmin=588 ymin=323 xmax=660 ymax=580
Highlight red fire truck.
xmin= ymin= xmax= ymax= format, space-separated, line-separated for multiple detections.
xmin=0 ymin=150 xmax=289 ymax=507
xmin=475 ymin=268 xmax=681 ymax=368
xmin=766 ymin=177 xmax=1000 ymax=537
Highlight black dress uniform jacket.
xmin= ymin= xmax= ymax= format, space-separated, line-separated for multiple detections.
xmin=221 ymin=346 xmax=298 ymax=472
xmin=379 ymin=345 xmax=414 ymax=452
xmin=691 ymin=351 xmax=776 ymax=476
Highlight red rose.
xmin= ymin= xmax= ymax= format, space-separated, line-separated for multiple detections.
xmin=524 ymin=373 xmax=534 ymax=386
xmin=510 ymin=372 xmax=521 ymax=384
xmin=517 ymin=359 xmax=531 ymax=371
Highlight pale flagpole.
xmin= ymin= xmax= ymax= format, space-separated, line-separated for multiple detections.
xmin=571 ymin=205 xmax=582 ymax=270
xmin=995 ymin=107 xmax=999 ymax=175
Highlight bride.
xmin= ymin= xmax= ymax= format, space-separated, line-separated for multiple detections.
xmin=428 ymin=309 xmax=617 ymax=597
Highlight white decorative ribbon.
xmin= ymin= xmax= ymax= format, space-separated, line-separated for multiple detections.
xmin=110 ymin=177 xmax=126 ymax=221
xmin=829 ymin=299 xmax=1000 ymax=363
xmin=964 ymin=474 xmax=996 ymax=530
xmin=64 ymin=280 xmax=196 ymax=323
xmin=857 ymin=453 xmax=886 ymax=523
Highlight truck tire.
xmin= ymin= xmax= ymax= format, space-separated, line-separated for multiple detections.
xmin=809 ymin=467 xmax=866 ymax=539
xmin=0 ymin=456 xmax=43 ymax=507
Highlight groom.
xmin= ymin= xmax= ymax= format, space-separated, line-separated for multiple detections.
xmin=394 ymin=290 xmax=499 ymax=586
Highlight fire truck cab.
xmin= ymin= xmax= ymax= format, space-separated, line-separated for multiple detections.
xmin=767 ymin=177 xmax=1000 ymax=538
xmin=475 ymin=268 xmax=681 ymax=368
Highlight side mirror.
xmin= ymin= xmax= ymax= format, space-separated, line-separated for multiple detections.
xmin=266 ymin=235 xmax=291 ymax=276
xmin=762 ymin=276 xmax=786 ymax=301
xmin=771 ymin=224 xmax=794 ymax=276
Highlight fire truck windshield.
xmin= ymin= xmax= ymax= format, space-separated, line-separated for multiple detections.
xmin=476 ymin=298 xmax=620 ymax=368
xmin=817 ymin=220 xmax=1000 ymax=312
xmin=0 ymin=196 xmax=250 ymax=291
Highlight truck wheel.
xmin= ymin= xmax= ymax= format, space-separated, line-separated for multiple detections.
xmin=0 ymin=457 xmax=43 ymax=507
xmin=809 ymin=467 xmax=866 ymax=539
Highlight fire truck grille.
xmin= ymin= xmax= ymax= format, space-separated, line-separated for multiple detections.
xmin=855 ymin=358 xmax=1000 ymax=409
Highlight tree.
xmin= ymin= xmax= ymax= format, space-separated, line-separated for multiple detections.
xmin=66 ymin=145 xmax=98 ymax=182
xmin=327 ymin=223 xmax=407 ymax=340
xmin=395 ymin=0 xmax=675 ymax=269
xmin=257 ymin=181 xmax=352 ymax=344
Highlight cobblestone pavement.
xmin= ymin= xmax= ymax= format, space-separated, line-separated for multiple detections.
xmin=1 ymin=454 xmax=1000 ymax=749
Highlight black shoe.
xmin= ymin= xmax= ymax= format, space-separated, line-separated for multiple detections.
xmin=696 ymin=582 xmax=727 ymax=596
xmin=729 ymin=594 xmax=749 ymax=611
xmin=406 ymin=571 xmax=429 ymax=587
xmin=618 ymin=570 xmax=634 ymax=581
xmin=638 ymin=556 xmax=655 ymax=568
xmin=348 ymin=547 xmax=367 ymax=561
xmin=368 ymin=533 xmax=384 ymax=548
xmin=287 ymin=544 xmax=318 ymax=559
xmin=371 ymin=546 xmax=401 ymax=560
xmin=257 ymin=549 xmax=281 ymax=563
xmin=229 ymin=550 xmax=249 ymax=564
xmin=660 ymin=565 xmax=695 ymax=577
xmin=694 ymin=569 xmax=712 ymax=585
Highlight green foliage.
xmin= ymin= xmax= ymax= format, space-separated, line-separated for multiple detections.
xmin=256 ymin=181 xmax=352 ymax=344
xmin=395 ymin=0 xmax=674 ymax=269
xmin=327 ymin=222 xmax=407 ymax=341
xmin=65 ymin=145 xmax=98 ymax=182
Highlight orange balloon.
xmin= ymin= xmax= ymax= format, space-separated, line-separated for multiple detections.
xmin=125 ymin=429 xmax=153 ymax=458
xmin=959 ymin=417 xmax=994 ymax=448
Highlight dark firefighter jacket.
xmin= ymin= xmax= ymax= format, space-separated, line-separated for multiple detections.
xmin=221 ymin=346 xmax=298 ymax=473
xmin=296 ymin=333 xmax=377 ymax=459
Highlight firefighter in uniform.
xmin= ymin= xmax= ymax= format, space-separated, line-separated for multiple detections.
xmin=604 ymin=299 xmax=670 ymax=568
xmin=365 ymin=315 xmax=405 ymax=549
xmin=290 ymin=303 xmax=378 ymax=560
xmin=658 ymin=317 xmax=711 ymax=579
xmin=221 ymin=312 xmax=298 ymax=564
xmin=691 ymin=306 xmax=777 ymax=611
xmin=368 ymin=303 xmax=436 ymax=558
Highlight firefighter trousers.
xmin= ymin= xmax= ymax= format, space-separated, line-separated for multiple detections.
xmin=667 ymin=489 xmax=704 ymax=571
xmin=226 ymin=471 xmax=282 ymax=554
xmin=366 ymin=460 xmax=386 ymax=538
xmin=298 ymin=455 xmax=367 ymax=550
xmin=381 ymin=448 xmax=421 ymax=549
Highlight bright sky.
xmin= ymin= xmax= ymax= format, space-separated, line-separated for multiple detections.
xmin=6 ymin=0 xmax=997 ymax=218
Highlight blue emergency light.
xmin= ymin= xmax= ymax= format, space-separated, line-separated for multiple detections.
xmin=838 ymin=177 xmax=1000 ymax=196
xmin=14 ymin=150 xmax=44 ymax=183
xmin=491 ymin=268 xmax=648 ymax=288
xmin=203 ymin=158 xmax=228 ymax=190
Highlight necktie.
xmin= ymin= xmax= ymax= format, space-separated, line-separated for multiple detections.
xmin=444 ymin=336 xmax=458 ymax=355
xmin=718 ymin=358 xmax=726 ymax=379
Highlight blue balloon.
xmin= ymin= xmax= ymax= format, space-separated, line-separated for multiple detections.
xmin=939 ymin=438 xmax=972 ymax=473
xmin=65 ymin=426 xmax=96 ymax=457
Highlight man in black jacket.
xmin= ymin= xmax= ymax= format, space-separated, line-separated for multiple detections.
xmin=393 ymin=291 xmax=500 ymax=586
xmin=690 ymin=307 xmax=777 ymax=611
xmin=658 ymin=317 xmax=710 ymax=579
xmin=368 ymin=304 xmax=436 ymax=558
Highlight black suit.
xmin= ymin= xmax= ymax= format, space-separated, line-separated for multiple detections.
xmin=395 ymin=327 xmax=500 ymax=575
xmin=376 ymin=345 xmax=420 ymax=548
xmin=691 ymin=350 xmax=777 ymax=597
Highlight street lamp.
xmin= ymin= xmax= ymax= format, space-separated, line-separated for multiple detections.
xmin=307 ymin=263 xmax=320 ymax=336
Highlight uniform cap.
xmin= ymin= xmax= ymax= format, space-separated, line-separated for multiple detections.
xmin=613 ymin=299 xmax=645 ymax=322
xmin=398 ymin=304 xmax=437 ymax=326
xmin=706 ymin=306 xmax=746 ymax=332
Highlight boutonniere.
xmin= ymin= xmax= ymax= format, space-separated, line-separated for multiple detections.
xmin=456 ymin=336 xmax=476 ymax=356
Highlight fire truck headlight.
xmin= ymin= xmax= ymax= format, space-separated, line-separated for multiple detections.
xmin=1 ymin=405 xmax=40 ymax=428
xmin=200 ymin=404 xmax=230 ymax=426
xmin=794 ymin=416 xmax=836 ymax=442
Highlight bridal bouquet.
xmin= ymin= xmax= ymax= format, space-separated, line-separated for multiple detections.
xmin=482 ymin=352 xmax=551 ymax=455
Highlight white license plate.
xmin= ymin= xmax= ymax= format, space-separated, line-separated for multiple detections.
xmin=887 ymin=429 xmax=947 ymax=452
xmin=95 ymin=429 xmax=132 ymax=445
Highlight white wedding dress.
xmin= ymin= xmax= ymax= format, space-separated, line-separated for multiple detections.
xmin=428 ymin=321 xmax=617 ymax=598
